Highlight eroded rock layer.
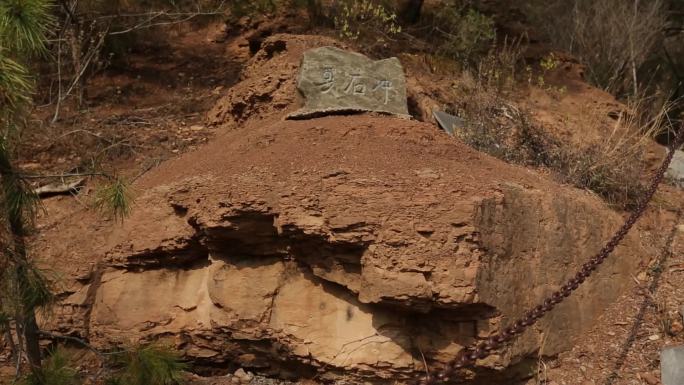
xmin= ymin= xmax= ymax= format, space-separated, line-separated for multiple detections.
xmin=42 ymin=114 xmax=658 ymax=383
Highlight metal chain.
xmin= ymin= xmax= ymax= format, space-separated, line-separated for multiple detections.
xmin=414 ymin=132 xmax=684 ymax=385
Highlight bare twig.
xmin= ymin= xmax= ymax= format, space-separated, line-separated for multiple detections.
xmin=60 ymin=23 xmax=110 ymax=103
xmin=418 ymin=345 xmax=430 ymax=378
xmin=109 ymin=11 xmax=224 ymax=35
xmin=52 ymin=22 xmax=64 ymax=123
xmin=57 ymin=128 xmax=110 ymax=142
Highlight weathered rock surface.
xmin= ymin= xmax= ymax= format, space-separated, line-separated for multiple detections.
xmin=37 ymin=34 xmax=662 ymax=384
xmin=41 ymin=115 xmax=657 ymax=384
xmin=666 ymin=150 xmax=684 ymax=188
xmin=288 ymin=46 xmax=409 ymax=119
xmin=661 ymin=345 xmax=684 ymax=385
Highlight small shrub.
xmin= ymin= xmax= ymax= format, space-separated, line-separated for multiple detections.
xmin=22 ymin=349 xmax=81 ymax=385
xmin=227 ymin=0 xmax=278 ymax=18
xmin=106 ymin=344 xmax=187 ymax=385
xmin=435 ymin=4 xmax=495 ymax=66
xmin=449 ymin=77 xmax=665 ymax=209
xmin=331 ymin=0 xmax=401 ymax=41
xmin=451 ymin=89 xmax=559 ymax=168
xmin=557 ymin=100 xmax=670 ymax=208
xmin=94 ymin=177 xmax=134 ymax=222
xmin=524 ymin=0 xmax=667 ymax=97
xmin=557 ymin=142 xmax=647 ymax=208
xmin=475 ymin=36 xmax=524 ymax=94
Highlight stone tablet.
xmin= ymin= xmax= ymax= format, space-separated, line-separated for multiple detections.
xmin=288 ymin=46 xmax=409 ymax=119
xmin=662 ymin=345 xmax=684 ymax=385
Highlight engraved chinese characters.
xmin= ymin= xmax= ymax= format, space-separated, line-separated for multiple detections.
xmin=288 ymin=46 xmax=409 ymax=119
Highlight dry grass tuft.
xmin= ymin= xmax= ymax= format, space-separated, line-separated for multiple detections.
xmin=448 ymin=72 xmax=673 ymax=209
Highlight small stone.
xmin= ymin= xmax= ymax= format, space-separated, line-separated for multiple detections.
xmin=234 ymin=368 xmax=250 ymax=381
xmin=641 ymin=372 xmax=660 ymax=385
xmin=415 ymin=168 xmax=440 ymax=179
xmin=190 ymin=125 xmax=204 ymax=131
xmin=433 ymin=110 xmax=467 ymax=136
xmin=662 ymin=345 xmax=684 ymax=385
xmin=649 ymin=334 xmax=661 ymax=341
xmin=665 ymin=150 xmax=684 ymax=188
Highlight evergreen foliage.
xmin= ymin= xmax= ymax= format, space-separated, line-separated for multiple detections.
xmin=0 ymin=0 xmax=54 ymax=53
xmin=21 ymin=349 xmax=81 ymax=385
xmin=94 ymin=177 xmax=134 ymax=222
xmin=106 ymin=344 xmax=187 ymax=385
xmin=0 ymin=0 xmax=58 ymax=379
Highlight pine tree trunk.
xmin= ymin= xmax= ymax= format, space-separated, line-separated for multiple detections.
xmin=14 ymin=239 xmax=43 ymax=372
xmin=0 ymin=148 xmax=43 ymax=373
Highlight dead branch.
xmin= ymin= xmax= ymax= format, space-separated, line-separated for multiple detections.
xmin=33 ymin=178 xmax=85 ymax=197
xmin=108 ymin=9 xmax=225 ymax=36
xmin=38 ymin=331 xmax=105 ymax=359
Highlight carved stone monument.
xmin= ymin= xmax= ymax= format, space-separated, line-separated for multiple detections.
xmin=288 ymin=46 xmax=409 ymax=119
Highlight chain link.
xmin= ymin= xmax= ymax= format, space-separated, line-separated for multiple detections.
xmin=414 ymin=132 xmax=684 ymax=385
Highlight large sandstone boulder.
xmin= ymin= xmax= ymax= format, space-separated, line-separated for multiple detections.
xmin=37 ymin=34 xmax=666 ymax=384
xmin=43 ymin=114 xmax=658 ymax=383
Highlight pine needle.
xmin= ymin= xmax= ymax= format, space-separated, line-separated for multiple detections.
xmin=0 ymin=0 xmax=55 ymax=54
xmin=22 ymin=348 xmax=80 ymax=385
xmin=1 ymin=257 xmax=56 ymax=315
xmin=108 ymin=344 xmax=187 ymax=385
xmin=0 ymin=139 xmax=39 ymax=231
xmin=0 ymin=51 xmax=33 ymax=116
xmin=94 ymin=177 xmax=134 ymax=222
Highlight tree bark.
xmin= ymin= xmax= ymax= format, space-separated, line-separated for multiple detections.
xmin=0 ymin=149 xmax=43 ymax=374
